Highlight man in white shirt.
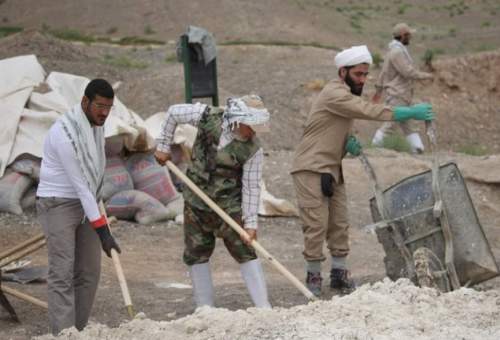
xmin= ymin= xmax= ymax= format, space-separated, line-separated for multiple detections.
xmin=36 ymin=79 xmax=121 ymax=335
xmin=154 ymin=95 xmax=271 ymax=309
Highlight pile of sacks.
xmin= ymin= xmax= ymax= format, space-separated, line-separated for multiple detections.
xmin=102 ymin=136 xmax=183 ymax=224
xmin=0 ymin=157 xmax=40 ymax=215
xmin=0 ymin=142 xmax=183 ymax=224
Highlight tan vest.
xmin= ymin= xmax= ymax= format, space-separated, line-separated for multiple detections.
xmin=291 ymin=79 xmax=393 ymax=183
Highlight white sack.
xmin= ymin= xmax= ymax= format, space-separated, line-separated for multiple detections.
xmin=145 ymin=112 xmax=198 ymax=149
xmin=258 ymin=181 xmax=298 ymax=217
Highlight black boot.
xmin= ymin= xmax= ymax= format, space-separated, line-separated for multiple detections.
xmin=330 ymin=268 xmax=355 ymax=291
xmin=306 ymin=272 xmax=323 ymax=297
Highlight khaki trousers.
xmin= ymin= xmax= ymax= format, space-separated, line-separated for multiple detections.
xmin=377 ymin=96 xmax=418 ymax=136
xmin=36 ymin=197 xmax=101 ymax=335
xmin=292 ymin=171 xmax=350 ymax=261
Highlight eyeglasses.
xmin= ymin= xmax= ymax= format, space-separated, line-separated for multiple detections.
xmin=91 ymin=102 xmax=114 ymax=111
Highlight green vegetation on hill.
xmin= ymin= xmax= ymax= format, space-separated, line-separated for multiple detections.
xmin=0 ymin=26 xmax=23 ymax=38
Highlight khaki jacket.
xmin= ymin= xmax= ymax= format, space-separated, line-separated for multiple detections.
xmin=291 ymin=79 xmax=393 ymax=183
xmin=375 ymin=41 xmax=432 ymax=103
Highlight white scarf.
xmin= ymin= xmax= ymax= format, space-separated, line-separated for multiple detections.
xmin=388 ymin=39 xmax=413 ymax=63
xmin=224 ymin=96 xmax=270 ymax=133
xmin=60 ymin=104 xmax=105 ymax=197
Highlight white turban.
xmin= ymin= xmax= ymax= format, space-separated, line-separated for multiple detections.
xmin=334 ymin=45 xmax=373 ymax=70
xmin=225 ymin=95 xmax=270 ymax=133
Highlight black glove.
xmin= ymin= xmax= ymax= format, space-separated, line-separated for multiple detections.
xmin=95 ymin=225 xmax=121 ymax=258
xmin=320 ymin=173 xmax=334 ymax=197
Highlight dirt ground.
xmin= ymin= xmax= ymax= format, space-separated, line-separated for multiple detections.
xmin=2 ymin=149 xmax=500 ymax=339
xmin=0 ymin=16 xmax=500 ymax=340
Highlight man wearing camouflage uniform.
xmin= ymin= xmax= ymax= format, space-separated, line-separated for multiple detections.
xmin=154 ymin=95 xmax=271 ymax=309
xmin=371 ymin=23 xmax=434 ymax=154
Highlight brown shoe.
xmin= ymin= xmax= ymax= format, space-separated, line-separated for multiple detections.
xmin=306 ymin=272 xmax=322 ymax=297
xmin=330 ymin=268 xmax=355 ymax=290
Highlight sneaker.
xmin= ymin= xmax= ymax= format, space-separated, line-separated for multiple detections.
xmin=330 ymin=268 xmax=355 ymax=290
xmin=410 ymin=147 xmax=424 ymax=155
xmin=306 ymin=272 xmax=322 ymax=297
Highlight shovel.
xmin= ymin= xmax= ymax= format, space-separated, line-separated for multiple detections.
xmin=0 ymin=270 xmax=19 ymax=322
xmin=165 ymin=161 xmax=317 ymax=301
xmin=98 ymin=201 xmax=135 ymax=318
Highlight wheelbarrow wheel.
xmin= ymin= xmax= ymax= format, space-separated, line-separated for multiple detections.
xmin=413 ymin=247 xmax=451 ymax=292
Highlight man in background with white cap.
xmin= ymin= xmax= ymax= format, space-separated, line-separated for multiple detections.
xmin=155 ymin=95 xmax=271 ymax=309
xmin=371 ymin=23 xmax=434 ymax=154
xmin=291 ymin=45 xmax=434 ymax=296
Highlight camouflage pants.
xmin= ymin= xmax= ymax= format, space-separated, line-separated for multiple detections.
xmin=183 ymin=203 xmax=257 ymax=265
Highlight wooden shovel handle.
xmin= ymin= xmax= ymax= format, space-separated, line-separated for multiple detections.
xmin=98 ymin=201 xmax=135 ymax=318
xmin=0 ymin=233 xmax=45 ymax=262
xmin=166 ymin=161 xmax=317 ymax=301
xmin=1 ymin=285 xmax=48 ymax=309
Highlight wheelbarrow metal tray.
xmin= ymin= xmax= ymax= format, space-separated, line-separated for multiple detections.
xmin=370 ymin=162 xmax=499 ymax=286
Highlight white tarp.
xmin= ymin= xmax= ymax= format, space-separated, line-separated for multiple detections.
xmin=7 ymin=109 xmax=60 ymax=166
xmin=0 ymin=55 xmax=46 ymax=176
xmin=0 ymin=54 xmax=46 ymax=100
xmin=45 ymin=71 xmax=155 ymax=151
xmin=0 ymin=56 xmax=155 ymax=177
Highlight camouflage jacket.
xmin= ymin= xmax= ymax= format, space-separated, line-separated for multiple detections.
xmin=184 ymin=106 xmax=260 ymax=214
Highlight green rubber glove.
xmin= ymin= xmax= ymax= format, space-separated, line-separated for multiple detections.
xmin=345 ymin=135 xmax=362 ymax=157
xmin=393 ymin=103 xmax=434 ymax=121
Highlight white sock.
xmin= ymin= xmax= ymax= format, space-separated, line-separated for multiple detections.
xmin=307 ymin=260 xmax=321 ymax=273
xmin=406 ymin=133 xmax=425 ymax=153
xmin=372 ymin=129 xmax=385 ymax=146
xmin=331 ymin=256 xmax=347 ymax=270
xmin=240 ymin=259 xmax=271 ymax=308
xmin=189 ymin=263 xmax=215 ymax=308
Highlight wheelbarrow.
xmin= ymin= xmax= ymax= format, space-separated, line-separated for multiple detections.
xmin=360 ymin=121 xmax=499 ymax=292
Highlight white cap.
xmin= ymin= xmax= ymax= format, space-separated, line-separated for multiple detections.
xmin=392 ymin=23 xmax=416 ymax=37
xmin=334 ymin=45 xmax=373 ymax=70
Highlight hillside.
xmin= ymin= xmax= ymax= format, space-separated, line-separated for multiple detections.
xmin=0 ymin=29 xmax=499 ymax=153
xmin=1 ymin=1 xmax=500 ymax=339
xmin=2 ymin=0 xmax=500 ymax=57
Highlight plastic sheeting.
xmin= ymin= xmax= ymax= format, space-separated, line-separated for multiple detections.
xmin=0 ymin=55 xmax=46 ymax=176
xmin=0 ymin=55 xmax=155 ymax=177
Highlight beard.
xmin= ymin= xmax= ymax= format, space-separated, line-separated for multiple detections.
xmin=345 ymin=72 xmax=364 ymax=96
xmin=84 ymin=103 xmax=105 ymax=126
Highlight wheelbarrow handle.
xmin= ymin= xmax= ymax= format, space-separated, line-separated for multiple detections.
xmin=424 ymin=120 xmax=461 ymax=290
xmin=358 ymin=152 xmax=415 ymax=278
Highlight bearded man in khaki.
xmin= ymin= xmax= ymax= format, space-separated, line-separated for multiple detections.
xmin=291 ymin=45 xmax=435 ymax=296
xmin=371 ymin=23 xmax=434 ymax=154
